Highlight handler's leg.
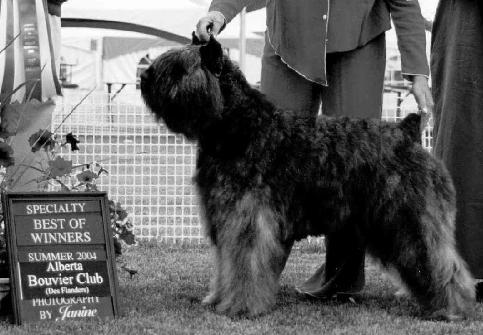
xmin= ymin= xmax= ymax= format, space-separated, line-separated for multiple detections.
xmin=322 ymin=33 xmax=386 ymax=119
xmin=298 ymin=33 xmax=386 ymax=297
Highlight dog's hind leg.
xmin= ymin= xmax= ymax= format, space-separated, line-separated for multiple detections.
xmin=368 ymin=200 xmax=475 ymax=320
xmin=213 ymin=193 xmax=291 ymax=317
xmin=416 ymin=203 xmax=475 ymax=320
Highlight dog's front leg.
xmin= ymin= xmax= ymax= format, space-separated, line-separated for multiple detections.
xmin=202 ymin=246 xmax=222 ymax=306
xmin=213 ymin=193 xmax=289 ymax=317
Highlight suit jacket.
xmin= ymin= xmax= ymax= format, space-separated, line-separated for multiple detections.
xmin=209 ymin=0 xmax=429 ymax=85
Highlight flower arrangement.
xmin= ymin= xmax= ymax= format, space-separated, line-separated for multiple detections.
xmin=0 ymin=96 xmax=137 ymax=278
xmin=0 ymin=127 xmax=137 ymax=250
xmin=0 ymin=37 xmax=137 ymax=280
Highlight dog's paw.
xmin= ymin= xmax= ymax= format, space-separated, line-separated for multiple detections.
xmin=213 ymin=295 xmax=273 ymax=318
xmin=394 ymin=287 xmax=410 ymax=298
xmin=215 ymin=301 xmax=269 ymax=318
xmin=201 ymin=292 xmax=219 ymax=306
xmin=424 ymin=309 xmax=466 ymax=322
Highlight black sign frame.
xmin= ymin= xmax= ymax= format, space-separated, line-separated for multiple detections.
xmin=2 ymin=192 xmax=120 ymax=325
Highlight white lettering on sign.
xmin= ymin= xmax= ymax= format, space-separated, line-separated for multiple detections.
xmin=60 ymin=286 xmax=90 ymax=295
xmin=39 ymin=310 xmax=52 ymax=320
xmin=46 ymin=261 xmax=84 ymax=273
xmin=27 ymin=274 xmax=74 ymax=287
xmin=30 ymin=231 xmax=91 ymax=244
xmin=44 ymin=286 xmax=90 ymax=296
xmin=33 ymin=218 xmax=66 ymax=230
xmin=55 ymin=305 xmax=98 ymax=321
xmin=25 ymin=203 xmax=86 ymax=215
xmin=28 ymin=252 xmax=74 ymax=262
xmin=68 ymin=217 xmax=86 ymax=230
xmin=31 ymin=296 xmax=100 ymax=307
xmin=46 ymin=287 xmax=61 ymax=296
xmin=76 ymin=272 xmax=104 ymax=285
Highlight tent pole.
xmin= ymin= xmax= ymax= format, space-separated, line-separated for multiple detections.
xmin=96 ymin=37 xmax=103 ymax=91
xmin=239 ymin=7 xmax=246 ymax=73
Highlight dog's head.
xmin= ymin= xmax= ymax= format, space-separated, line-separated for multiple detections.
xmin=141 ymin=34 xmax=226 ymax=140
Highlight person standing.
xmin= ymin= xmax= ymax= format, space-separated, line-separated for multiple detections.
xmin=431 ymin=0 xmax=483 ymax=299
xmin=196 ymin=0 xmax=433 ymax=298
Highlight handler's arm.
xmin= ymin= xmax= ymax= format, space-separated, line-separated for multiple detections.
xmin=209 ymin=0 xmax=266 ymax=23
xmin=385 ymin=0 xmax=433 ymax=114
xmin=197 ymin=0 xmax=266 ymax=41
xmin=385 ymin=0 xmax=428 ymax=78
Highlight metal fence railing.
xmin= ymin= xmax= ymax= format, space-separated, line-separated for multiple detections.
xmin=52 ymin=91 xmax=432 ymax=243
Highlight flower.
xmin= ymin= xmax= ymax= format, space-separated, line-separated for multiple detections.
xmin=65 ymin=132 xmax=80 ymax=151
xmin=119 ymin=228 xmax=136 ymax=245
xmin=0 ymin=142 xmax=14 ymax=167
xmin=76 ymin=170 xmax=98 ymax=183
xmin=28 ymin=129 xmax=56 ymax=152
xmin=108 ymin=199 xmax=136 ymax=248
xmin=48 ymin=156 xmax=73 ymax=178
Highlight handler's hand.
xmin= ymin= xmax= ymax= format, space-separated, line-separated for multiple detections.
xmin=410 ymin=75 xmax=434 ymax=127
xmin=196 ymin=11 xmax=226 ymax=42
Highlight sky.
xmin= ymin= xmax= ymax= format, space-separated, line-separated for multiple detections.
xmin=419 ymin=0 xmax=439 ymax=20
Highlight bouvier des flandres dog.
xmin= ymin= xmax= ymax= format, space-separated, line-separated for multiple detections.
xmin=141 ymin=36 xmax=475 ymax=320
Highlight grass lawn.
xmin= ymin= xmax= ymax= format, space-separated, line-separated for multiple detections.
xmin=1 ymin=241 xmax=482 ymax=335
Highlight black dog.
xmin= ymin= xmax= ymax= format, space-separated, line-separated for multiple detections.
xmin=141 ymin=36 xmax=475 ymax=320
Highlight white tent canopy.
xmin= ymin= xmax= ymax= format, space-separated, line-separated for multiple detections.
xmin=61 ymin=0 xmax=266 ymax=89
xmin=63 ymin=0 xmax=266 ymax=39
xmin=65 ymin=0 xmax=206 ymax=10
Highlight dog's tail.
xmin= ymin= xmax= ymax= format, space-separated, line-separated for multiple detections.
xmin=398 ymin=113 xmax=421 ymax=144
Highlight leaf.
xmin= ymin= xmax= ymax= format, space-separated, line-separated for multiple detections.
xmin=0 ymin=130 xmax=15 ymax=139
xmin=120 ymin=265 xmax=138 ymax=279
xmin=65 ymin=132 xmax=81 ymax=151
xmin=28 ymin=129 xmax=56 ymax=152
xmin=1 ymin=79 xmax=38 ymax=106
xmin=0 ymin=142 xmax=15 ymax=167
xmin=113 ymin=238 xmax=122 ymax=256
xmin=0 ymin=103 xmax=24 ymax=136
xmin=117 ymin=209 xmax=129 ymax=221
xmin=48 ymin=156 xmax=73 ymax=178
xmin=98 ymin=167 xmax=109 ymax=176
xmin=119 ymin=231 xmax=136 ymax=245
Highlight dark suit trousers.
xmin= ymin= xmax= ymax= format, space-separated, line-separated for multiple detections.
xmin=260 ymin=33 xmax=386 ymax=293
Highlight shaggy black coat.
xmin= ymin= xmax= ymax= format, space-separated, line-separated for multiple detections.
xmin=141 ymin=36 xmax=475 ymax=320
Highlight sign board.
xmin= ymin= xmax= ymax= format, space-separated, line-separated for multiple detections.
xmin=2 ymin=192 xmax=120 ymax=325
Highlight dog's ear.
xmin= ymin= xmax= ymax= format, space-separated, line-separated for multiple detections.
xmin=192 ymin=31 xmax=202 ymax=45
xmin=200 ymin=35 xmax=223 ymax=76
